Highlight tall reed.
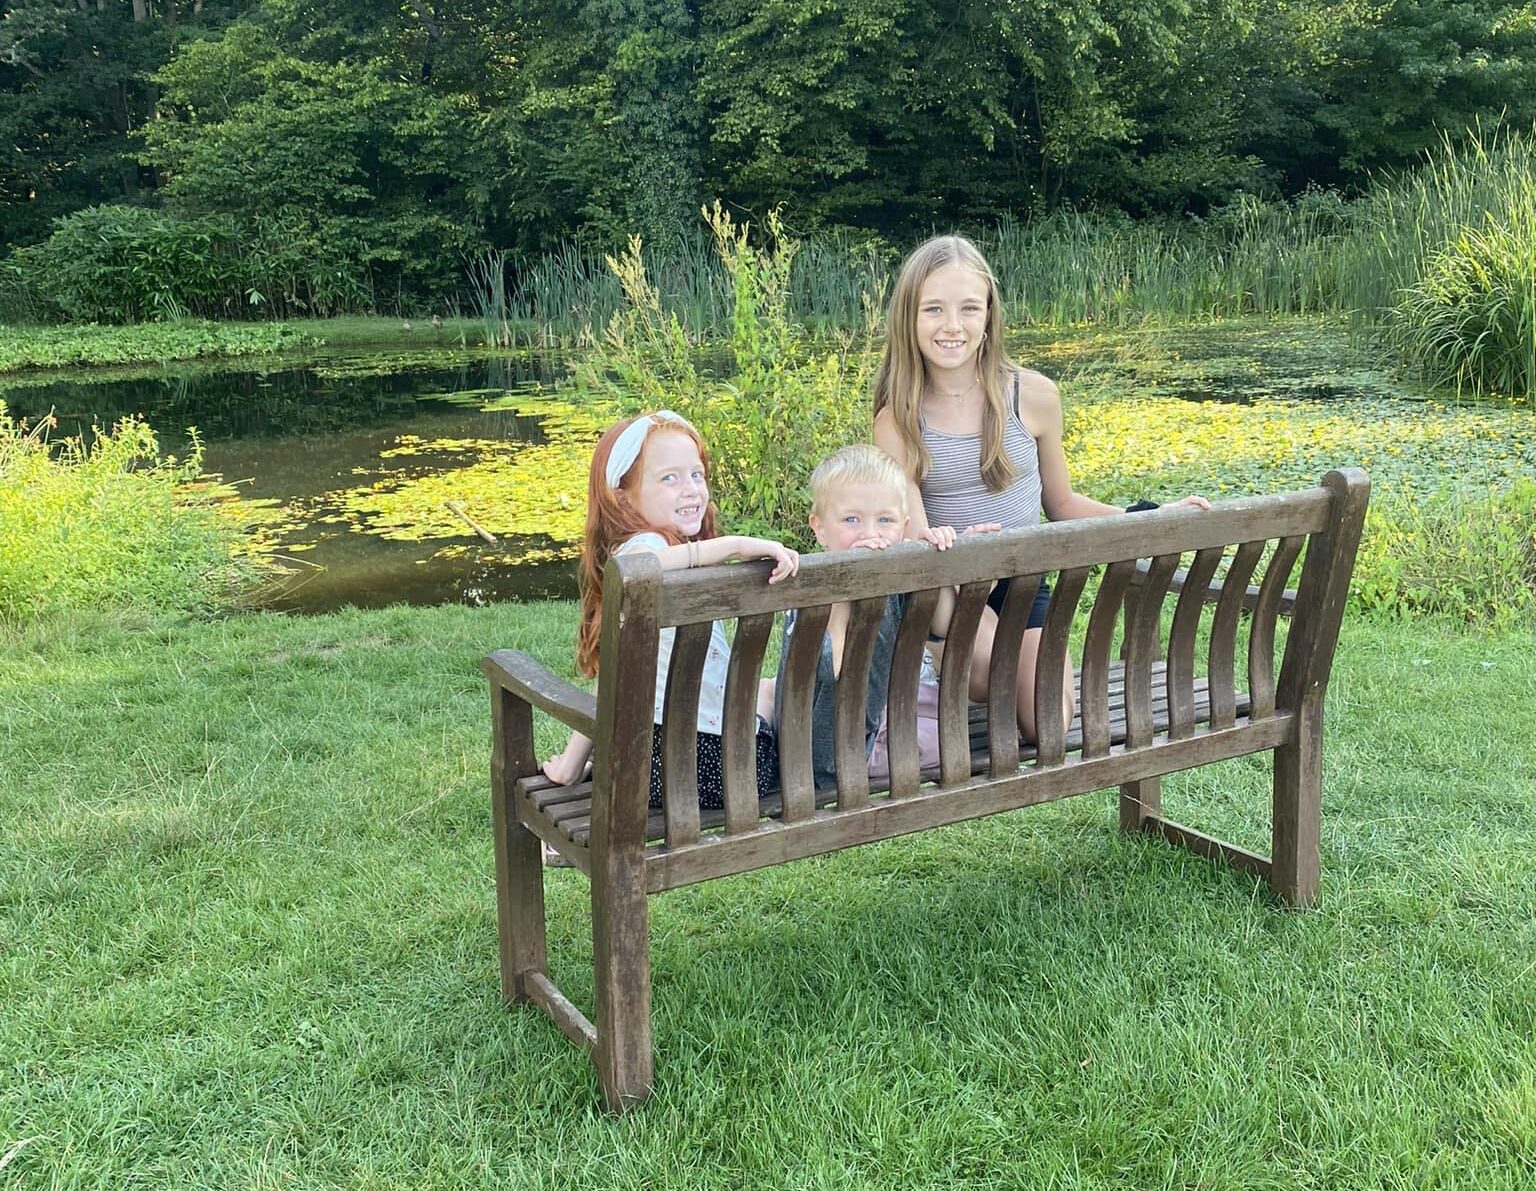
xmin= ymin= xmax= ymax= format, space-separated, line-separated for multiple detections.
xmin=475 ymin=124 xmax=1535 ymax=400
xmin=1344 ymin=124 xmax=1536 ymax=397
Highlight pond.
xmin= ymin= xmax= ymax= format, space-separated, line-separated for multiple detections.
xmin=1 ymin=349 xmax=596 ymax=613
xmin=6 ymin=322 xmax=1531 ymax=617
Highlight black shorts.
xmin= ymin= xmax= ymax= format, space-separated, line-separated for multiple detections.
xmin=986 ymin=576 xmax=1053 ymax=630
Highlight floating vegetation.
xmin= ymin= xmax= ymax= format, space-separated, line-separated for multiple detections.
xmin=317 ymin=400 xmax=602 ymax=555
xmin=1065 ymin=392 xmax=1536 ymax=503
xmin=0 ymin=321 xmax=314 ymax=374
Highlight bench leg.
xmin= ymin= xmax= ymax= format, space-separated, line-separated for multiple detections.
xmin=1271 ymin=710 xmax=1322 ymax=907
xmin=591 ymin=859 xmax=654 ymax=1111
xmin=1119 ymin=776 xmax=1162 ymax=833
xmin=493 ymin=782 xmax=547 ymax=1002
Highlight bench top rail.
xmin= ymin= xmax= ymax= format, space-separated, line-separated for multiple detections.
xmin=639 ymin=487 xmax=1336 ymax=628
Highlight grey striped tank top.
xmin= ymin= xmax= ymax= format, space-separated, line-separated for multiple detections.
xmin=919 ymin=377 xmax=1043 ymax=531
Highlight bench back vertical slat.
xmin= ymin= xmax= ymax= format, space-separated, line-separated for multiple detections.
xmin=985 ymin=572 xmax=1041 ymax=774
xmin=722 ymin=612 xmax=774 ymax=834
xmin=661 ymin=621 xmax=712 ymax=847
xmin=833 ymin=597 xmax=889 ymax=810
xmin=594 ymin=554 xmax=663 ymax=854
xmin=776 ymin=603 xmax=830 ymax=823
xmin=1166 ymin=546 xmax=1226 ymax=740
xmin=886 ymin=587 xmax=940 ymax=798
xmin=1080 ymin=559 xmax=1136 ymax=759
xmin=1124 ymin=552 xmax=1181 ymax=748
xmin=1277 ymin=469 xmax=1371 ymax=712
xmin=1208 ymin=539 xmax=1266 ymax=729
xmin=1248 ymin=536 xmax=1304 ymax=720
xmin=939 ymin=581 xmax=992 ymax=785
xmin=1031 ymin=567 xmax=1089 ymax=768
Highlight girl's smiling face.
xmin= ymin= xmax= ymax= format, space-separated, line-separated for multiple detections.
xmin=914 ymin=262 xmax=990 ymax=380
xmin=629 ymin=428 xmax=708 ymax=537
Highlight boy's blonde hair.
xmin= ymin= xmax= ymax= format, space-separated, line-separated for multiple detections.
xmin=810 ymin=444 xmax=908 ymax=519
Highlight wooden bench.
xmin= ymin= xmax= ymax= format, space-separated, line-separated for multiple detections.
xmin=484 ymin=468 xmax=1369 ymax=1110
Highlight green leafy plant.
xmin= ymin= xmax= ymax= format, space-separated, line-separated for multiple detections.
xmin=0 ymin=402 xmax=265 ymax=623
xmin=0 ymin=323 xmax=312 ymax=373
xmin=568 ymin=203 xmax=875 ymax=544
xmin=1351 ymin=480 xmax=1536 ymax=629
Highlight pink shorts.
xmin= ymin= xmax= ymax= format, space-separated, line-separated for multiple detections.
xmin=868 ymin=680 xmax=941 ymax=783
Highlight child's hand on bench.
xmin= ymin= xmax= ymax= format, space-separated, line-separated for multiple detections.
xmin=918 ymin=522 xmax=1003 ymax=550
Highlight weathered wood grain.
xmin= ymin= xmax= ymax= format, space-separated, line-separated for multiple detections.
xmin=484 ymin=473 xmax=1367 ymax=1111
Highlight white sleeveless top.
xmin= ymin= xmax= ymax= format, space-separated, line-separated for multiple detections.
xmin=615 ymin=533 xmax=729 ymax=733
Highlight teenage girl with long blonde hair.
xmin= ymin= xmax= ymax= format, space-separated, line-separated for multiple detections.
xmin=873 ymin=235 xmax=1209 ymax=740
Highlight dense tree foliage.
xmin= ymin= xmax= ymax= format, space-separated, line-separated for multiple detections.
xmin=3 ymin=0 xmax=1532 ymax=309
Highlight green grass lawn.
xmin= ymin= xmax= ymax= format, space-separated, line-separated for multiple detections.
xmin=3 ymin=602 xmax=1534 ymax=1189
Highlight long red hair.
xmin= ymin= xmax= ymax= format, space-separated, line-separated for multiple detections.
xmin=574 ymin=414 xmax=719 ymax=677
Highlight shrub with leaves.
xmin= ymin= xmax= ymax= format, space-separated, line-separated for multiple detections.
xmin=0 ymin=322 xmax=311 ymax=373
xmin=1389 ymin=209 xmax=1536 ymax=399
xmin=567 ymin=203 xmax=875 ymax=544
xmin=0 ymin=402 xmax=262 ymax=623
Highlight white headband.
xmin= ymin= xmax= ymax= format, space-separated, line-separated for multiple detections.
xmin=604 ymin=410 xmax=696 ymax=489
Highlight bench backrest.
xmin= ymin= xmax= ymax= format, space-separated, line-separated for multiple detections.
xmin=589 ymin=469 xmax=1369 ymax=859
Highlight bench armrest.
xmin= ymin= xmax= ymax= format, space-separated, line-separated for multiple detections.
xmin=1130 ymin=558 xmax=1296 ymax=616
xmin=482 ymin=649 xmax=598 ymax=739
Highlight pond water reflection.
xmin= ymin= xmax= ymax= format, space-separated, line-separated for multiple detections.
xmin=1 ymin=350 xmax=592 ymax=614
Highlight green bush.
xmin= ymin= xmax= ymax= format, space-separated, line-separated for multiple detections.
xmin=0 ymin=402 xmax=262 ymax=623
xmin=1352 ymin=480 xmax=1536 ymax=629
xmin=3 ymin=203 xmax=476 ymax=324
xmin=3 ymin=205 xmax=251 ymax=323
xmin=1389 ymin=210 xmax=1536 ymax=398
xmin=568 ymin=203 xmax=874 ymax=544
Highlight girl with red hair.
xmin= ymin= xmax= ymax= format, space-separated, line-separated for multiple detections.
xmin=541 ymin=411 xmax=799 ymax=810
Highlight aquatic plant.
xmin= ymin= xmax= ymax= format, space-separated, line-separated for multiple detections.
xmin=322 ymin=402 xmax=602 ymax=553
xmin=0 ymin=321 xmax=312 ymax=373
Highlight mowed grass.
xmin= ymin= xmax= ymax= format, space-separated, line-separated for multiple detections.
xmin=2 ymin=602 xmax=1535 ymax=1189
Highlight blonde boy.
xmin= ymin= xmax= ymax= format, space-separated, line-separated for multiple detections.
xmin=768 ymin=444 xmax=946 ymax=789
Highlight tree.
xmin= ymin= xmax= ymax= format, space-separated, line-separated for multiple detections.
xmin=1317 ymin=1 xmax=1536 ymax=175
xmin=0 ymin=0 xmax=249 ymax=250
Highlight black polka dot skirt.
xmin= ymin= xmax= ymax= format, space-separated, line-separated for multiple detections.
xmin=648 ymin=723 xmax=779 ymax=810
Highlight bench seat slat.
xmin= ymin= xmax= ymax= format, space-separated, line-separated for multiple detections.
xmin=536 ymin=662 xmax=1248 ymax=852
